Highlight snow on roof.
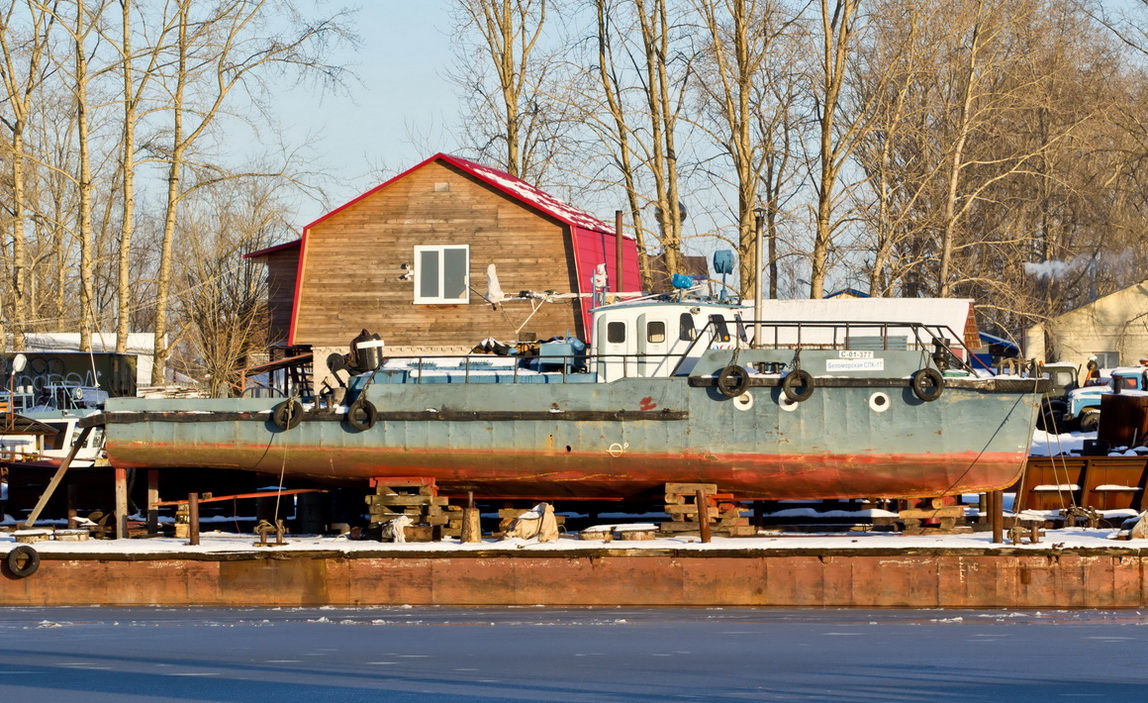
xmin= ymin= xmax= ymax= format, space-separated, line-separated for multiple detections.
xmin=442 ymin=155 xmax=622 ymax=238
xmin=19 ymin=332 xmax=156 ymax=356
xmin=302 ymin=153 xmax=624 ymax=239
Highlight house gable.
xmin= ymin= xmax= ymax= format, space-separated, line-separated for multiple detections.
xmin=290 ymin=159 xmax=585 ymax=349
xmin=1026 ymin=280 xmax=1148 ymax=365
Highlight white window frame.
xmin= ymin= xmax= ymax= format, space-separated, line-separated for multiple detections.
xmin=414 ymin=245 xmax=470 ymax=304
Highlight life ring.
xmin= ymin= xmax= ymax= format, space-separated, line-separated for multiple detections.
xmin=781 ymin=369 xmax=814 ymax=402
xmin=345 ymin=398 xmax=378 ymax=431
xmin=911 ymin=368 xmax=945 ymax=402
xmin=6 ymin=545 xmax=40 ymax=578
xmin=716 ymin=365 xmax=750 ymax=398
xmin=271 ymin=399 xmax=304 ymax=430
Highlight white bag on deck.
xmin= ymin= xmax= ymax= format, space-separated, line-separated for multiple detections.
xmin=504 ymin=502 xmax=559 ymax=542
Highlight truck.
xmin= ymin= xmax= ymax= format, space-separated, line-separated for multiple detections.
xmin=1063 ymin=366 xmax=1148 ymax=432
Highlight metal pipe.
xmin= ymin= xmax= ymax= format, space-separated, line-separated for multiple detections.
xmin=615 ymin=210 xmax=624 ymax=295
xmin=753 ymin=207 xmax=765 ymax=348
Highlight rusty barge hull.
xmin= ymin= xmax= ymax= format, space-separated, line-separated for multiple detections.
xmin=4 ymin=547 xmax=1148 ymax=608
xmin=96 ymin=375 xmax=1039 ymax=500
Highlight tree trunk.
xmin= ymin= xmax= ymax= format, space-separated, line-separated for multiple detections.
xmin=152 ymin=2 xmax=190 ymax=385
xmin=117 ymin=0 xmax=136 ymax=354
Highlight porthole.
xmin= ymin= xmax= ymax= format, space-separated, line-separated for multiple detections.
xmin=779 ymin=395 xmax=799 ymax=412
xmin=869 ymin=392 xmax=891 ymax=413
xmin=733 ymin=392 xmax=754 ymax=411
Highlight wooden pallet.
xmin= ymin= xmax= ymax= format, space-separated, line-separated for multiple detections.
xmin=365 ymin=478 xmax=462 ymax=540
xmin=898 ymin=504 xmax=965 ymax=534
xmin=658 ymin=483 xmax=755 ymax=537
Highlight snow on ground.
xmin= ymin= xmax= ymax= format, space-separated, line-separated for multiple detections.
xmin=1 ymin=522 xmax=1145 ymax=557
xmin=1030 ymin=429 xmax=1090 ymax=456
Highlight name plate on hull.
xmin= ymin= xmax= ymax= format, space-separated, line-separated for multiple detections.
xmin=825 ymin=358 xmax=885 ymax=372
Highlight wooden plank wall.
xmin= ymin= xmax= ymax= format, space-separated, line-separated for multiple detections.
xmin=262 ymin=246 xmax=300 ymax=345
xmin=294 ymin=161 xmax=583 ymax=349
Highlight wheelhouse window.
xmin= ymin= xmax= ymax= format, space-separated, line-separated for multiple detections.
xmin=414 ymin=245 xmax=469 ymax=304
xmin=607 ymin=321 xmax=627 ymax=343
xmin=734 ymin=314 xmax=748 ymax=342
xmin=647 ymin=320 xmax=666 ymax=344
xmin=709 ymin=314 xmax=731 ymax=343
xmin=679 ymin=313 xmax=696 ymax=341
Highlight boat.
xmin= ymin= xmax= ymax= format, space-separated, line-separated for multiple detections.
xmin=83 ymin=294 xmax=1047 ymax=502
xmin=1 ymin=384 xmax=108 ymax=469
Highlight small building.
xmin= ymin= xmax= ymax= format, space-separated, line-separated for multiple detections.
xmin=1025 ymin=279 xmax=1148 ymax=368
xmin=8 ymin=332 xmax=157 ymax=397
xmin=246 ymin=154 xmax=640 ymax=358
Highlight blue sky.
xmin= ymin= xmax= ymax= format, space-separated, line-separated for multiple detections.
xmin=271 ymin=1 xmax=462 ymax=227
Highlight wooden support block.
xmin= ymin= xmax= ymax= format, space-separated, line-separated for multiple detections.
xmin=722 ymin=525 xmax=758 ymax=537
xmin=664 ymin=482 xmax=717 ymax=496
xmin=897 ymin=506 xmax=964 ymax=520
xmin=375 ymin=495 xmax=449 ymax=507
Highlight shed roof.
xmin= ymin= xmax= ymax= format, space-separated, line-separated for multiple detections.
xmin=244 ymin=239 xmax=301 ymax=259
xmin=245 ymin=154 xmax=626 ymax=260
xmin=302 ymin=153 xmax=622 ymax=238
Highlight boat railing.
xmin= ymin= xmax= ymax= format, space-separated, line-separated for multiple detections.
xmin=672 ymin=318 xmax=981 ymax=376
xmin=367 ymin=352 xmax=678 ymax=384
xmin=358 ymin=318 xmax=978 ymax=387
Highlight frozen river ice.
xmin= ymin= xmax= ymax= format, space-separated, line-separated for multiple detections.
xmin=0 ymin=607 xmax=1146 ymax=702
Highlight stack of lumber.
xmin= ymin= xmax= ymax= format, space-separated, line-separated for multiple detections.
xmin=366 ymin=479 xmax=461 ymax=541
xmin=658 ymin=482 xmax=755 ymax=537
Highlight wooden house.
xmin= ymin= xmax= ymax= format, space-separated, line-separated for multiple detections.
xmin=246 ymin=154 xmax=640 ymax=357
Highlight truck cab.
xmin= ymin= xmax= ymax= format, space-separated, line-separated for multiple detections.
xmin=1064 ymin=366 xmax=1148 ymax=432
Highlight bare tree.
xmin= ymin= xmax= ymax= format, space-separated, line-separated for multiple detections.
xmin=450 ymin=0 xmax=563 ymax=182
xmin=694 ymin=0 xmax=801 ymax=297
xmin=173 ymin=180 xmax=288 ymax=397
xmin=148 ymin=0 xmax=352 ymax=384
xmin=807 ymin=0 xmax=862 ymax=299
xmin=0 ymin=0 xmax=56 ymax=349
xmin=108 ymin=0 xmax=173 ymax=354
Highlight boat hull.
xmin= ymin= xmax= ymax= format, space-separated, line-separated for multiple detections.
xmin=97 ymin=376 xmax=1039 ymax=501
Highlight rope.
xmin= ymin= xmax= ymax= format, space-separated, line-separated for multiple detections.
xmin=271 ymin=392 xmax=300 ymax=523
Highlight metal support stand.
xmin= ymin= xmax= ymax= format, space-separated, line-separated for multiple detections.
xmin=254 ymin=519 xmax=286 ymax=547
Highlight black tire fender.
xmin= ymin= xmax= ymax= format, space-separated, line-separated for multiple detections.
xmin=716 ymin=365 xmax=750 ymax=398
xmin=7 ymin=545 xmax=40 ymax=579
xmin=272 ymin=399 xmax=304 ymax=431
xmin=781 ymin=369 xmax=815 ymax=402
xmin=911 ymin=368 xmax=945 ymax=402
xmin=345 ymin=398 xmax=378 ymax=431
